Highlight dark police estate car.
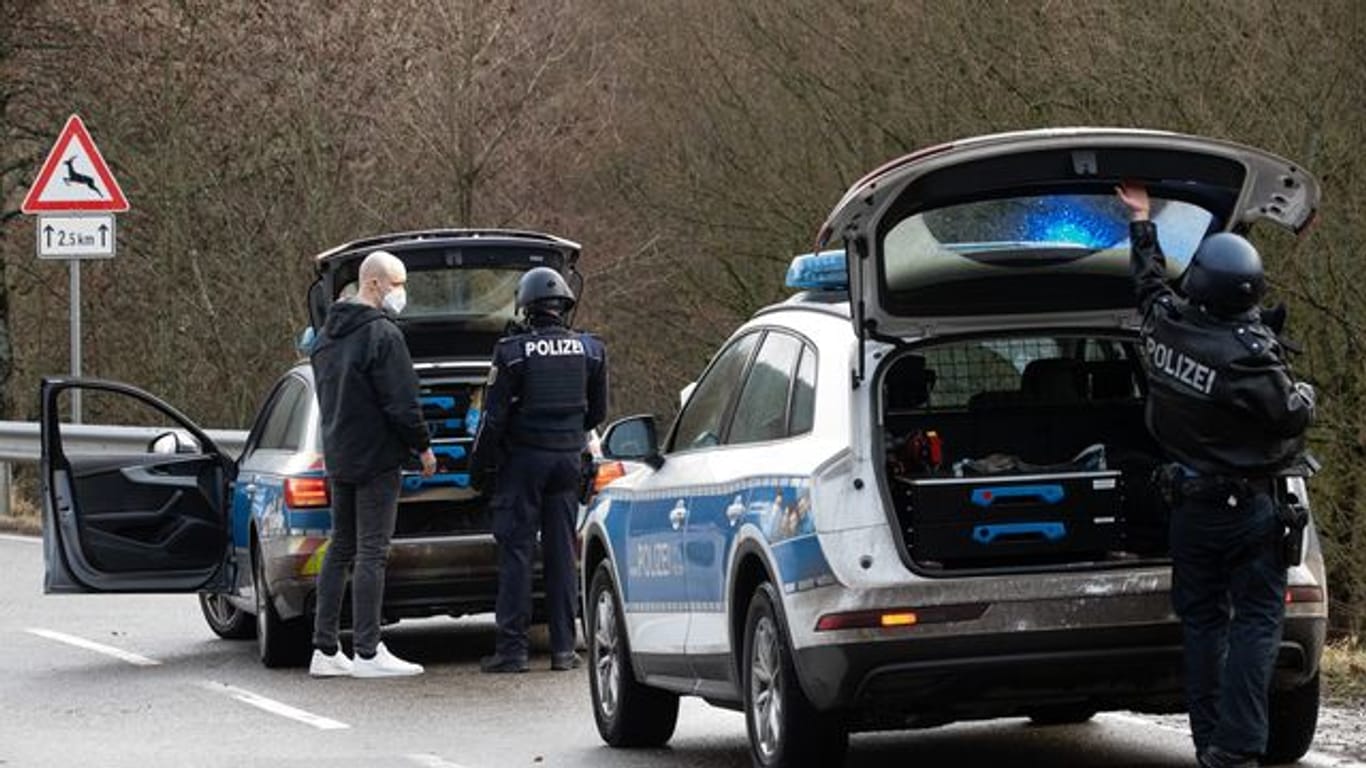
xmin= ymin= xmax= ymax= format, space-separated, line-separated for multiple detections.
xmin=40 ymin=229 xmax=584 ymax=666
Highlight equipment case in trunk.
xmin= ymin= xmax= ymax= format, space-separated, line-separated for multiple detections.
xmin=898 ymin=470 xmax=1124 ymax=566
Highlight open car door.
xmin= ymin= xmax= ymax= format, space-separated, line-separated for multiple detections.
xmin=41 ymin=379 xmax=236 ymax=594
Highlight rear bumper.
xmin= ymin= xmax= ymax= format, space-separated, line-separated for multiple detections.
xmin=263 ymin=533 xmax=547 ymax=621
xmin=791 ymin=615 xmax=1325 ymax=727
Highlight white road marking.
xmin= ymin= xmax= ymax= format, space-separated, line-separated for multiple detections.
xmin=1103 ymin=713 xmax=1366 ymax=768
xmin=406 ymin=754 xmax=473 ymax=768
xmin=26 ymin=627 xmax=160 ymax=666
xmin=0 ymin=533 xmax=40 ymax=544
xmin=204 ymin=681 xmax=349 ymax=730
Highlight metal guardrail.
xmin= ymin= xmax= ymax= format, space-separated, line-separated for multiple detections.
xmin=0 ymin=420 xmax=249 ymax=462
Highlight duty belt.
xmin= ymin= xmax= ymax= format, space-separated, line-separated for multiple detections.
xmin=1178 ymin=474 xmax=1276 ymax=503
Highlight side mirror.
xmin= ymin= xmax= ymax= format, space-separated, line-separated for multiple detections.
xmin=148 ymin=430 xmax=200 ymax=455
xmin=679 ymin=381 xmax=697 ymax=409
xmin=601 ymin=415 xmax=664 ymax=470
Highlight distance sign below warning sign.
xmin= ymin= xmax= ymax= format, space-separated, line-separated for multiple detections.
xmin=36 ymin=214 xmax=116 ymax=259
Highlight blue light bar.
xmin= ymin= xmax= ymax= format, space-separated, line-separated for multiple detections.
xmin=785 ymin=249 xmax=848 ymax=291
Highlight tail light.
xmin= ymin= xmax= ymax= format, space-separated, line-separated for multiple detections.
xmin=1285 ymin=586 xmax=1324 ymax=604
xmin=285 ymin=477 xmax=329 ymax=508
xmin=593 ymin=461 xmax=627 ymax=493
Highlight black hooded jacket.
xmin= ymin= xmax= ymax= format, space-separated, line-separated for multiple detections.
xmin=1131 ymin=220 xmax=1313 ymax=475
xmin=310 ymin=300 xmax=430 ymax=483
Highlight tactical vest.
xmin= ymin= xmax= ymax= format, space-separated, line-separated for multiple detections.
xmin=510 ymin=325 xmax=589 ymax=451
xmin=1141 ymin=297 xmax=1304 ymax=475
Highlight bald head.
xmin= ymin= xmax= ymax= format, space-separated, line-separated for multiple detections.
xmin=356 ymin=250 xmax=407 ymax=310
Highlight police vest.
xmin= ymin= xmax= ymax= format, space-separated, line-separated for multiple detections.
xmin=1141 ymin=296 xmax=1305 ymax=475
xmin=510 ymin=326 xmax=589 ymax=450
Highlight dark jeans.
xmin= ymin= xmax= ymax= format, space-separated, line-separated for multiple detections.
xmin=312 ymin=469 xmax=401 ymax=658
xmin=1170 ymin=490 xmax=1286 ymax=756
xmin=491 ymin=447 xmax=580 ymax=660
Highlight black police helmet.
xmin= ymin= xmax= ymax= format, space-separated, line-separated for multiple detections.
xmin=1181 ymin=233 xmax=1265 ymax=317
xmin=515 ymin=266 xmax=576 ymax=314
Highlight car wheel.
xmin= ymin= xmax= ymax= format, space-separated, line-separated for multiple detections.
xmin=253 ymin=545 xmax=310 ymax=668
xmin=743 ymin=582 xmax=848 ymax=768
xmin=198 ymin=592 xmax=255 ymax=640
xmin=587 ymin=561 xmax=679 ymax=747
xmin=1262 ymin=673 xmax=1320 ymax=765
xmin=1027 ymin=705 xmax=1097 ymax=726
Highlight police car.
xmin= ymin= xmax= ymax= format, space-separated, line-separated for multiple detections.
xmin=39 ymin=229 xmax=588 ymax=667
xmin=580 ymin=129 xmax=1328 ymax=767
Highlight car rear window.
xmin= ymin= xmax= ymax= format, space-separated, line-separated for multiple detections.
xmin=879 ymin=193 xmax=1215 ymax=316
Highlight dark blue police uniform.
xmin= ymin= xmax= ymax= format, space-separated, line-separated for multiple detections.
xmin=471 ymin=317 xmax=608 ymax=668
xmin=1131 ymin=220 xmax=1314 ymax=764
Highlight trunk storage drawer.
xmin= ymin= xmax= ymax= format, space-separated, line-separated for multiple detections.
xmin=899 ymin=471 xmax=1123 ymax=564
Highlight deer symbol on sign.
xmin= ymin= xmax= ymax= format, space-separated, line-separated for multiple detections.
xmin=62 ymin=156 xmax=101 ymax=196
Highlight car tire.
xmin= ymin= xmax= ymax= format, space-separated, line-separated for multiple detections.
xmin=587 ymin=562 xmax=679 ymax=747
xmin=1262 ymin=673 xmax=1320 ymax=765
xmin=743 ymin=582 xmax=848 ymax=768
xmin=1027 ymin=705 xmax=1097 ymax=726
xmin=253 ymin=545 xmax=310 ymax=668
xmin=198 ymin=592 xmax=255 ymax=640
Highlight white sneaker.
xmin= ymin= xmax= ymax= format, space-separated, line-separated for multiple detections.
xmin=308 ymin=648 xmax=353 ymax=678
xmin=350 ymin=642 xmax=423 ymax=678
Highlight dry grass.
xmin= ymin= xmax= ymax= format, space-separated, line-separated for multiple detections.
xmin=1322 ymin=636 xmax=1366 ymax=704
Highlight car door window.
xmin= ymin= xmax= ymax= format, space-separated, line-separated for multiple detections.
xmin=788 ymin=344 xmax=817 ymax=436
xmin=280 ymin=383 xmax=314 ymax=452
xmin=670 ymin=332 xmax=760 ymax=453
xmin=727 ymin=332 xmax=802 ymax=445
xmin=257 ymin=379 xmax=305 ymax=452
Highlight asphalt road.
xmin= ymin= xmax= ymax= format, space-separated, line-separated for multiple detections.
xmin=1 ymin=534 xmax=1362 ymax=768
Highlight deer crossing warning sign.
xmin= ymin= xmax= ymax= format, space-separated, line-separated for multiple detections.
xmin=21 ymin=114 xmax=129 ymax=214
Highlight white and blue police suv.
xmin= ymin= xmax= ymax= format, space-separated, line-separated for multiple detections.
xmin=580 ymin=129 xmax=1328 ymax=768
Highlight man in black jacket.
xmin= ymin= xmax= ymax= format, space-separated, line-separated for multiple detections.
xmin=470 ymin=267 xmax=608 ymax=673
xmin=1117 ymin=184 xmax=1315 ymax=768
xmin=308 ymin=249 xmax=436 ymax=679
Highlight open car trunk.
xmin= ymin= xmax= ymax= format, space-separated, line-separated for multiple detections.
xmin=391 ymin=365 xmax=492 ymax=537
xmin=879 ymin=332 xmax=1170 ymax=573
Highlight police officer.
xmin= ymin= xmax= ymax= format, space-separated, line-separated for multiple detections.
xmin=1117 ymin=183 xmax=1315 ymax=768
xmin=470 ymin=266 xmax=608 ymax=673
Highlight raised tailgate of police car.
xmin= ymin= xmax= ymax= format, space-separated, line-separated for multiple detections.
xmin=393 ymin=369 xmax=492 ymax=537
xmin=882 ymin=333 xmax=1170 ymax=572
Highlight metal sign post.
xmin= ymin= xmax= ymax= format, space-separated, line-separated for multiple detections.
xmin=21 ymin=115 xmax=129 ymax=425
xmin=70 ymin=260 xmax=82 ymax=422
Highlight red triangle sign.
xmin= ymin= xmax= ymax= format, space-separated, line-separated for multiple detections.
xmin=21 ymin=114 xmax=129 ymax=214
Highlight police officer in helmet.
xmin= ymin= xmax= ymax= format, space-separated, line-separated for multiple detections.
xmin=1117 ymin=183 xmax=1315 ymax=768
xmin=470 ymin=266 xmax=608 ymax=673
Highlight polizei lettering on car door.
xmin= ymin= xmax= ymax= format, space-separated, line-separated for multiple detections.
xmin=525 ymin=338 xmax=585 ymax=357
xmin=1145 ymin=337 xmax=1217 ymax=395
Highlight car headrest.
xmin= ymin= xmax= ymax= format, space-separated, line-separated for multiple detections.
xmin=1087 ymin=360 xmax=1137 ymax=400
xmin=1021 ymin=358 xmax=1083 ymax=402
xmin=886 ymin=355 xmax=937 ymax=410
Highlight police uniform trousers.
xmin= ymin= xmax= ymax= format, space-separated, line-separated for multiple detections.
xmin=491 ymin=446 xmax=581 ymax=660
xmin=1169 ymin=488 xmax=1286 ymax=756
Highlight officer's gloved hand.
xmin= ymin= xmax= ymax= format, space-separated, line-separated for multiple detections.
xmin=1293 ymin=381 xmax=1316 ymax=410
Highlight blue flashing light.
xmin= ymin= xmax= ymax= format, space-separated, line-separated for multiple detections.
xmin=1022 ymin=197 xmax=1127 ymax=250
xmin=785 ymin=249 xmax=848 ymax=291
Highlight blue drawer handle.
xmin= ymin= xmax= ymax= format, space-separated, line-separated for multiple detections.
xmin=972 ymin=522 xmax=1066 ymax=544
xmin=421 ymin=396 xmax=458 ymax=411
xmin=970 ymin=484 xmax=1065 ymax=507
xmin=432 ymin=445 xmax=467 ymax=461
xmin=402 ymin=472 xmax=471 ymax=492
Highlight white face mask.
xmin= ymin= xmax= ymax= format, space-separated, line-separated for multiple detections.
xmin=382 ymin=286 xmax=407 ymax=316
